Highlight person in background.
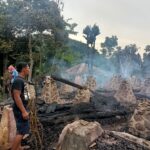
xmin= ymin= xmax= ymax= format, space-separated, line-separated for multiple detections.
xmin=11 ymin=62 xmax=30 ymax=150
xmin=8 ymin=65 xmax=18 ymax=84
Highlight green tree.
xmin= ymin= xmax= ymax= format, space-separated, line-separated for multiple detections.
xmin=83 ymin=24 xmax=100 ymax=74
xmin=65 ymin=18 xmax=78 ymax=35
xmin=0 ymin=0 xmax=69 ymax=80
xmin=142 ymin=45 xmax=150 ymax=78
xmin=112 ymin=44 xmax=142 ymax=77
xmin=83 ymin=24 xmax=100 ymax=48
xmin=144 ymin=45 xmax=150 ymax=53
xmin=100 ymin=35 xmax=118 ymax=57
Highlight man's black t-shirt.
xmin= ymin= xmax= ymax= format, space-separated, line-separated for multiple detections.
xmin=11 ymin=76 xmax=29 ymax=112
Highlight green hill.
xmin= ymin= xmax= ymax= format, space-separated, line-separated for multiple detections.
xmin=67 ymin=39 xmax=100 ymax=64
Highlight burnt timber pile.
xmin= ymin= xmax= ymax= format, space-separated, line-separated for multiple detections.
xmin=37 ymin=76 xmax=133 ymax=127
xmin=29 ymin=76 xmax=140 ymax=150
xmin=37 ymin=93 xmax=133 ymax=125
xmin=36 ymin=99 xmax=133 ymax=150
xmin=1 ymin=75 xmax=150 ymax=150
xmin=89 ymin=131 xmax=150 ymax=150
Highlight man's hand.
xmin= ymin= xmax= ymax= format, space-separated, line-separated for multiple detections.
xmin=13 ymin=89 xmax=29 ymax=120
xmin=22 ymin=111 xmax=29 ymax=120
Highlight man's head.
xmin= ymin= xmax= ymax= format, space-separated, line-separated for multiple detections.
xmin=16 ymin=62 xmax=30 ymax=76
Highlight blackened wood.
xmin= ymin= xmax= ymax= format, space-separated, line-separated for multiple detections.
xmin=51 ymin=75 xmax=86 ymax=89
xmin=39 ymin=102 xmax=133 ymax=124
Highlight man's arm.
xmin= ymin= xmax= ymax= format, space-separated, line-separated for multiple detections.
xmin=13 ymin=89 xmax=29 ymax=120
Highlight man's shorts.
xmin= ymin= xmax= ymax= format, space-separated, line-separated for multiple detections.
xmin=13 ymin=110 xmax=30 ymax=135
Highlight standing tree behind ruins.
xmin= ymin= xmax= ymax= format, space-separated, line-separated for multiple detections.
xmin=142 ymin=45 xmax=150 ymax=78
xmin=83 ymin=24 xmax=100 ymax=74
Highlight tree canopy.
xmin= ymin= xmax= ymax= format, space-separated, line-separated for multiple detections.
xmin=0 ymin=0 xmax=76 ymax=78
xmin=100 ymin=35 xmax=118 ymax=57
xmin=83 ymin=24 xmax=100 ymax=48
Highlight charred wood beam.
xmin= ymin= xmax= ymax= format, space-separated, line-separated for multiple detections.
xmin=96 ymin=89 xmax=116 ymax=93
xmin=37 ymin=98 xmax=134 ymax=126
xmin=51 ymin=75 xmax=98 ymax=95
xmin=39 ymin=111 xmax=131 ymax=125
xmin=134 ymin=93 xmax=150 ymax=100
xmin=50 ymin=76 xmax=112 ymax=96
xmin=39 ymin=110 xmax=132 ymax=121
xmin=39 ymin=102 xmax=133 ymax=124
xmin=110 ymin=131 xmax=150 ymax=149
xmin=51 ymin=75 xmax=86 ymax=90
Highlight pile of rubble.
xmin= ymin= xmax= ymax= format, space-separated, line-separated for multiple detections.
xmin=114 ymin=80 xmax=137 ymax=105
xmin=57 ymin=120 xmax=103 ymax=150
xmin=56 ymin=119 xmax=150 ymax=150
xmin=128 ymin=76 xmax=142 ymax=91
xmin=40 ymin=75 xmax=97 ymax=105
xmin=90 ymin=131 xmax=150 ymax=150
xmin=34 ymin=74 xmax=150 ymax=150
xmin=1 ymin=72 xmax=150 ymax=150
xmin=74 ymin=88 xmax=91 ymax=103
xmin=85 ymin=76 xmax=97 ymax=90
xmin=36 ymin=118 xmax=150 ymax=150
xmin=128 ymin=100 xmax=150 ymax=140
xmin=41 ymin=76 xmax=61 ymax=104
xmin=140 ymin=78 xmax=150 ymax=97
xmin=0 ymin=106 xmax=16 ymax=150
xmin=104 ymin=75 xmax=123 ymax=91
xmin=59 ymin=83 xmax=73 ymax=95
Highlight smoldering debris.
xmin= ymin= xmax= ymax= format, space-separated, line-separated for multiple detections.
xmin=1 ymin=73 xmax=150 ymax=150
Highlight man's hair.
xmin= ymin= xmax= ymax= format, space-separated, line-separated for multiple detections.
xmin=16 ymin=62 xmax=28 ymax=73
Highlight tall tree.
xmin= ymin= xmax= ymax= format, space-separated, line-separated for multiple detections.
xmin=0 ymin=0 xmax=69 ymax=80
xmin=142 ymin=45 xmax=150 ymax=78
xmin=83 ymin=24 xmax=100 ymax=48
xmin=83 ymin=24 xmax=100 ymax=74
xmin=112 ymin=44 xmax=142 ymax=77
xmin=0 ymin=4 xmax=15 ymax=73
xmin=144 ymin=45 xmax=150 ymax=53
xmin=65 ymin=18 xmax=78 ymax=35
xmin=100 ymin=35 xmax=118 ymax=57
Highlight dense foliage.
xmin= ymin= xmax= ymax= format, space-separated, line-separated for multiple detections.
xmin=0 ymin=0 xmax=75 ymax=77
xmin=0 ymin=0 xmax=150 ymax=99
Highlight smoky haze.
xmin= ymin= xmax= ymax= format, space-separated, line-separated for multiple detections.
xmin=63 ymin=0 xmax=150 ymax=56
xmin=1 ymin=0 xmax=150 ymax=86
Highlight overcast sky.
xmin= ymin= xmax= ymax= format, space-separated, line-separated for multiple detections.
xmin=62 ymin=0 xmax=150 ymax=55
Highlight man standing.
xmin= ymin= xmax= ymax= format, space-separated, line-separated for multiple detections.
xmin=11 ymin=62 xmax=30 ymax=150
